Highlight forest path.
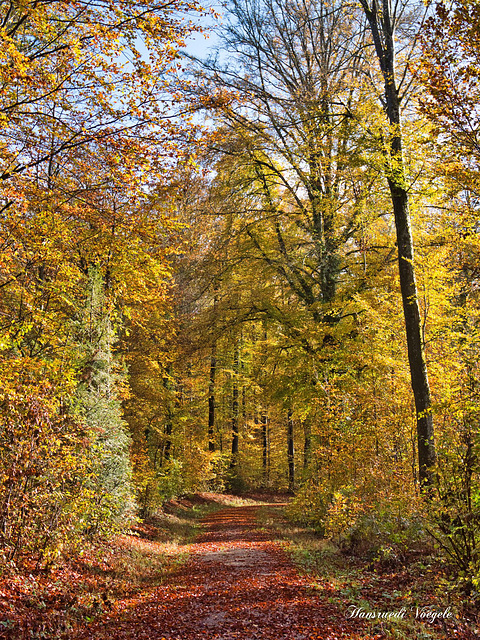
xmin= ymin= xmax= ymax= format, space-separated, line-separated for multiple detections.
xmin=76 ymin=503 xmax=378 ymax=640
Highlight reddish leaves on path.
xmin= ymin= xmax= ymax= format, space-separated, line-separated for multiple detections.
xmin=75 ymin=505 xmax=380 ymax=640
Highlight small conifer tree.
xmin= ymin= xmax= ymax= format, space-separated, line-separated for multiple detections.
xmin=74 ymin=268 xmax=135 ymax=534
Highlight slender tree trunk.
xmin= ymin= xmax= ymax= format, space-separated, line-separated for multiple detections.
xmin=162 ymin=365 xmax=175 ymax=462
xmin=164 ymin=415 xmax=172 ymax=461
xmin=242 ymin=384 xmax=247 ymax=429
xmin=261 ymin=409 xmax=268 ymax=484
xmin=208 ymin=344 xmax=216 ymax=452
xmin=303 ymin=420 xmax=311 ymax=472
xmin=230 ymin=344 xmax=240 ymax=468
xmin=360 ymin=0 xmax=436 ymax=487
xmin=287 ymin=409 xmax=295 ymax=492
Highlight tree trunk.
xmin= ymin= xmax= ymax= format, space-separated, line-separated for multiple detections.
xmin=360 ymin=0 xmax=436 ymax=487
xmin=164 ymin=414 xmax=172 ymax=461
xmin=287 ymin=409 xmax=295 ymax=492
xmin=261 ymin=409 xmax=268 ymax=484
xmin=162 ymin=366 xmax=175 ymax=462
xmin=230 ymin=344 xmax=240 ymax=468
xmin=208 ymin=344 xmax=216 ymax=452
xmin=303 ymin=421 xmax=311 ymax=472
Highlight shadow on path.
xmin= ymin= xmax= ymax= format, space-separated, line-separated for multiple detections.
xmin=75 ymin=505 xmax=379 ymax=640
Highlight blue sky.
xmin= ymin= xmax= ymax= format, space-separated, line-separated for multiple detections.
xmin=182 ymin=1 xmax=222 ymax=60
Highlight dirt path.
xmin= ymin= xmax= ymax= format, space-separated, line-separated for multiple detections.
xmin=76 ymin=504 xmax=379 ymax=640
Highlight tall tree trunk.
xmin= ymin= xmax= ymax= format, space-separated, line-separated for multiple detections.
xmin=360 ymin=0 xmax=436 ymax=487
xmin=208 ymin=344 xmax=216 ymax=452
xmin=261 ymin=409 xmax=268 ymax=484
xmin=162 ymin=365 xmax=175 ymax=462
xmin=303 ymin=420 xmax=311 ymax=473
xmin=230 ymin=344 xmax=240 ymax=468
xmin=287 ymin=409 xmax=295 ymax=492
xmin=164 ymin=414 xmax=172 ymax=461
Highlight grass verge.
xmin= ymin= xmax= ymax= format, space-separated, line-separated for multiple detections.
xmin=256 ymin=504 xmax=479 ymax=640
xmin=0 ymin=492 xmax=235 ymax=640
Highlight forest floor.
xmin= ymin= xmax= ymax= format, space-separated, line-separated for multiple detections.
xmin=1 ymin=493 xmax=478 ymax=640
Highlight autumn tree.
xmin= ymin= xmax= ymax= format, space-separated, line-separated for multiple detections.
xmin=179 ymin=0 xmax=405 ymax=495
xmin=357 ymin=0 xmax=436 ymax=487
xmin=191 ymin=0 xmax=380 ymax=320
xmin=0 ymin=0 xmax=204 ymax=560
xmin=417 ymin=0 xmax=480 ymax=590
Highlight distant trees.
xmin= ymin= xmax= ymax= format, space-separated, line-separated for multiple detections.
xmin=166 ymin=0 xmax=480 ymax=591
xmin=188 ymin=0 xmax=437 ymax=488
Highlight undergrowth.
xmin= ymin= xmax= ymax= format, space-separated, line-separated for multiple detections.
xmin=256 ymin=504 xmax=479 ymax=640
xmin=0 ymin=492 xmax=230 ymax=640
